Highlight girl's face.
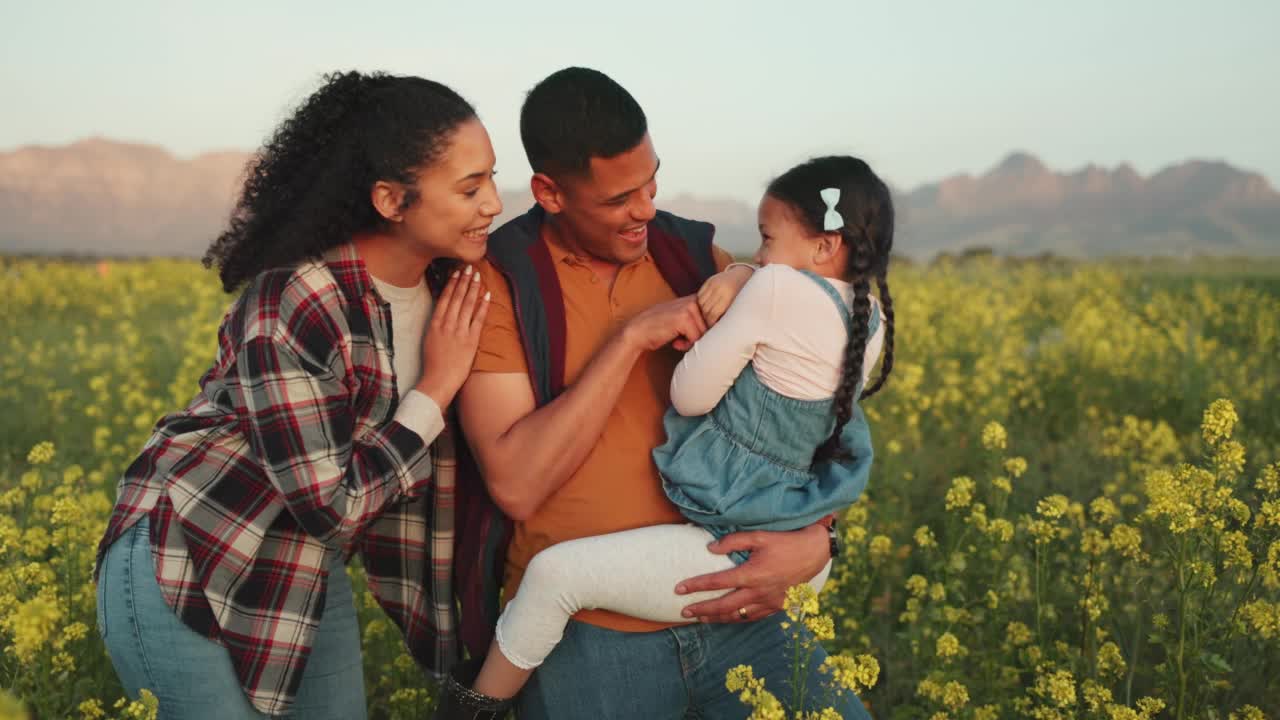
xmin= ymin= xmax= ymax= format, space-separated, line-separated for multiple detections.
xmin=752 ymin=194 xmax=824 ymax=271
xmin=401 ymin=117 xmax=503 ymax=264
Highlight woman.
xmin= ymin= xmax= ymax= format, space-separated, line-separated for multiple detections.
xmin=93 ymin=70 xmax=501 ymax=719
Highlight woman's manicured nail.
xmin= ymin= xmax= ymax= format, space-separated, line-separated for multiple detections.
xmin=464 ymin=265 xmax=473 ymax=275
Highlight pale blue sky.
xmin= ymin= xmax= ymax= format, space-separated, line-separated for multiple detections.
xmin=3 ymin=0 xmax=1277 ymax=201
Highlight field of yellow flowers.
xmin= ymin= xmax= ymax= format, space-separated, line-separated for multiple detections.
xmin=1 ymin=254 xmax=1278 ymax=719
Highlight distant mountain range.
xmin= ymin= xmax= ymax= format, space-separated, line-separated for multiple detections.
xmin=3 ymin=138 xmax=1278 ymax=259
xmin=896 ymin=152 xmax=1280 ymax=258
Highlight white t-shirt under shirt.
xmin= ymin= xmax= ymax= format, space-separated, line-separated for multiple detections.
xmin=370 ymin=274 xmax=444 ymax=444
xmin=670 ymin=264 xmax=886 ymax=416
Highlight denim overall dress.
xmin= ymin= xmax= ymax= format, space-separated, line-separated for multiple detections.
xmin=652 ymin=270 xmax=881 ymax=563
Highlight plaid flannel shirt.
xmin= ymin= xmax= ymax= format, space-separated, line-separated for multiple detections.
xmin=94 ymin=243 xmax=459 ymax=716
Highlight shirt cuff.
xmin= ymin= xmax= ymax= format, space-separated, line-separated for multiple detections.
xmin=393 ymin=389 xmax=445 ymax=447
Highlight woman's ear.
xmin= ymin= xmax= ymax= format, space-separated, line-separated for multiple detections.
xmin=371 ymin=180 xmax=407 ymax=223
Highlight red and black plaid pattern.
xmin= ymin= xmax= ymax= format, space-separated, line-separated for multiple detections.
xmin=95 ymin=243 xmax=459 ymax=716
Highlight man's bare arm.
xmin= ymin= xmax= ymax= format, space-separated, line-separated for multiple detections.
xmin=458 ymin=295 xmax=707 ymax=520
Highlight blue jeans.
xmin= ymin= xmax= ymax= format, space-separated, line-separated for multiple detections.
xmin=517 ymin=617 xmax=873 ymax=720
xmin=96 ymin=517 xmax=366 ymax=719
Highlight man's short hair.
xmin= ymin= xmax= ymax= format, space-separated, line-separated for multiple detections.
xmin=520 ymin=67 xmax=648 ymax=178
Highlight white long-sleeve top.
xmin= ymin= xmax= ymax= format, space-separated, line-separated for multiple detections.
xmin=370 ymin=274 xmax=444 ymax=443
xmin=670 ymin=264 xmax=885 ymax=416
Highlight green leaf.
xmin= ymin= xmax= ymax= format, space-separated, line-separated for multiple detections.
xmin=1200 ymin=652 xmax=1232 ymax=674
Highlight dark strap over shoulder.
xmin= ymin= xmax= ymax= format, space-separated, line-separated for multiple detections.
xmin=453 ymin=204 xmax=717 ymax=660
xmin=486 ymin=205 xmax=717 ymax=405
xmin=647 ymin=211 xmax=718 ymax=298
xmin=484 ymin=206 xmax=564 ymax=405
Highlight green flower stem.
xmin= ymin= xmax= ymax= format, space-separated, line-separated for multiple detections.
xmin=1175 ymin=535 xmax=1188 ymax=720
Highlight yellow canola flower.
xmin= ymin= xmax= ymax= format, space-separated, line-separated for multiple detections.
xmin=52 ymin=651 xmax=76 ymax=673
xmin=3 ymin=592 xmax=62 ymax=663
xmin=26 ymin=441 xmax=56 ymax=465
xmin=724 ymin=665 xmax=785 ymax=720
xmin=804 ymin=614 xmax=835 ymax=641
xmin=1136 ymin=698 xmax=1166 ymax=718
xmin=868 ymin=535 xmax=893 ymax=564
xmin=1142 ymin=467 xmax=1206 ymax=534
xmin=1257 ymin=464 xmax=1280 ymax=495
xmin=1097 ymin=641 xmax=1127 ymax=677
xmin=784 ymin=584 xmax=820 ymax=621
xmin=1201 ymin=398 xmax=1238 ymax=446
xmin=1259 ymin=500 xmax=1280 ymax=531
xmin=1221 ymin=530 xmax=1253 ymax=571
xmin=1240 ymin=600 xmax=1280 ymax=639
xmin=972 ymin=706 xmax=1000 ymax=720
xmin=905 ymin=574 xmax=929 ymax=597
xmin=1090 ymin=497 xmax=1120 ymax=524
xmin=79 ymin=698 xmax=106 ymax=719
xmin=940 ymin=681 xmax=969 ymax=710
xmin=936 ymin=632 xmax=964 ymax=660
xmin=1081 ymin=528 xmax=1110 ymax=556
xmin=928 ymin=583 xmax=947 ymax=602
xmin=1109 ymin=524 xmax=1146 ymax=561
xmin=1005 ymin=621 xmax=1033 ymax=646
xmin=1026 ymin=519 xmax=1057 ymax=545
xmin=899 ymin=597 xmax=922 ymax=624
xmin=986 ymin=518 xmax=1014 ymax=543
xmin=61 ymin=620 xmax=90 ymax=644
xmin=1036 ymin=495 xmax=1070 ymax=520
xmin=945 ymin=477 xmax=975 ymax=511
xmin=1106 ymin=705 xmax=1141 ymax=720
xmin=118 ymin=689 xmax=160 ymax=720
xmin=1214 ymin=439 xmax=1247 ymax=478
xmin=1034 ymin=668 xmax=1077 ymax=708
xmin=1102 ymin=696 xmax=1166 ymax=720
xmin=1004 ymin=456 xmax=1028 ymax=478
xmin=1081 ymin=680 xmax=1113 ymax=713
xmin=981 ymin=421 xmax=1008 ymax=451
xmin=917 ymin=677 xmax=944 ymax=701
xmin=819 ymin=654 xmax=880 ymax=694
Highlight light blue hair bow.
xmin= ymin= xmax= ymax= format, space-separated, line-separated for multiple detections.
xmin=820 ymin=188 xmax=843 ymax=231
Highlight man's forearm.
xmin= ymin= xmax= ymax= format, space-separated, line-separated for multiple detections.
xmin=479 ymin=328 xmax=643 ymax=519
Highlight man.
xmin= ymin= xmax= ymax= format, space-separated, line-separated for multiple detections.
xmin=456 ymin=67 xmax=871 ymax=719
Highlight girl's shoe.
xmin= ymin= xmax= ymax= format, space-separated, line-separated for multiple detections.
xmin=431 ymin=659 xmax=513 ymax=720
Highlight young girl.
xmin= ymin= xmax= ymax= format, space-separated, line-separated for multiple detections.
xmin=437 ymin=155 xmax=895 ymax=718
xmin=94 ymin=71 xmax=501 ymax=719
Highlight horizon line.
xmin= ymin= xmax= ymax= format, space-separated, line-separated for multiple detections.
xmin=3 ymin=134 xmax=1276 ymax=196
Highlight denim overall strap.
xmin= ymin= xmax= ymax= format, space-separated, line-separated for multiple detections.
xmin=795 ymin=270 xmax=881 ymax=394
xmin=796 ymin=270 xmax=852 ymax=332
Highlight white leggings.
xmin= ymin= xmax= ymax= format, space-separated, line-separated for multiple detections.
xmin=494 ymin=523 xmax=832 ymax=670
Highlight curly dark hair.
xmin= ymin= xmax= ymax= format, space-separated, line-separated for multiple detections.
xmin=202 ymin=70 xmax=477 ymax=292
xmin=766 ymin=156 xmax=896 ymax=464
